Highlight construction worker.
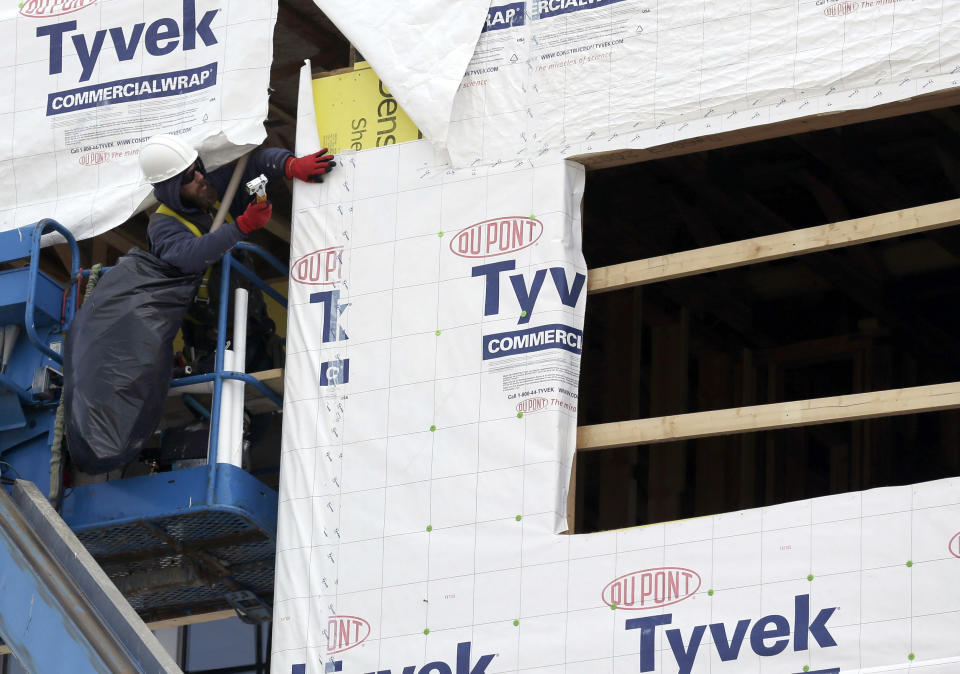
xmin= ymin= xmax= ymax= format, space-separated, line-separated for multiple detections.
xmin=138 ymin=134 xmax=336 ymax=372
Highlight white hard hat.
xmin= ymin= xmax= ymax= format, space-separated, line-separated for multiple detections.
xmin=139 ymin=134 xmax=198 ymax=183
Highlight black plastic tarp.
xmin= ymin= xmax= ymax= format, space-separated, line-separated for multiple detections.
xmin=63 ymin=248 xmax=201 ymax=473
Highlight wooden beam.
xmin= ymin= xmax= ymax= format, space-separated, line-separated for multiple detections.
xmin=587 ymin=198 xmax=960 ymax=294
xmin=145 ymin=608 xmax=236 ymax=630
xmin=0 ymin=611 xmax=237 ymax=655
xmin=577 ymin=380 xmax=960 ymax=452
xmin=563 ymin=453 xmax=577 ymax=535
xmin=100 ymin=228 xmax=145 ymax=255
xmin=575 ymin=87 xmax=960 ymax=171
xmin=52 ymin=243 xmax=75 ymax=275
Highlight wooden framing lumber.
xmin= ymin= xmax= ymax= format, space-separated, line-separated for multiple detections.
xmin=146 ymin=609 xmax=236 ymax=630
xmin=100 ymin=228 xmax=146 ymax=255
xmin=587 ymin=198 xmax=960 ymax=294
xmin=52 ymin=243 xmax=74 ymax=275
xmin=0 ymin=609 xmax=238 ymax=653
xmin=576 ymin=381 xmax=960 ymax=451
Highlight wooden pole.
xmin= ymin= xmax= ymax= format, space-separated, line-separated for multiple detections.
xmin=577 ymin=380 xmax=960 ymax=451
xmin=587 ymin=199 xmax=960 ymax=294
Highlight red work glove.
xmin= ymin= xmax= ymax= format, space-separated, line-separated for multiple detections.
xmin=236 ymin=201 xmax=272 ymax=234
xmin=285 ymin=149 xmax=336 ymax=183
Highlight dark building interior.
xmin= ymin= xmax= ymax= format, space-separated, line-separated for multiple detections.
xmin=577 ymin=107 xmax=960 ymax=532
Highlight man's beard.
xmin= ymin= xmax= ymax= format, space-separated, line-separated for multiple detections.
xmin=193 ymin=181 xmax=219 ymax=209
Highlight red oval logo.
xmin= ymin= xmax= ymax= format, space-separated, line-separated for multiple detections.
xmin=950 ymin=532 xmax=960 ymax=559
xmin=19 ymin=0 xmax=97 ymax=18
xmin=326 ymin=615 xmax=370 ymax=654
xmin=79 ymin=151 xmax=109 ymax=167
xmin=450 ymin=217 xmax=543 ymax=258
xmin=517 ymin=396 xmax=550 ymax=414
xmin=602 ymin=567 xmax=701 ymax=610
xmin=824 ymin=1 xmax=858 ymax=16
xmin=292 ymin=246 xmax=343 ymax=285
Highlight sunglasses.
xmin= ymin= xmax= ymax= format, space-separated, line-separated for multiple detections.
xmin=181 ymin=158 xmax=206 ymax=186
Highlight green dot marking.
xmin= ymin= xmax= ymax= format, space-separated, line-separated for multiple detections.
xmin=429 ymin=425 xmax=437 ymax=432
xmin=424 ymin=628 xmax=430 ymax=635
xmin=517 ymin=412 xmax=524 ymax=418
xmin=803 ymin=667 xmax=810 ymax=673
xmin=437 ymin=231 xmax=444 ymax=237
xmin=610 ymin=603 xmax=617 ymax=610
xmin=906 ymin=560 xmax=914 ymax=568
xmin=529 ymin=214 xmax=536 ymax=220
xmin=707 ymin=589 xmax=714 ymax=597
xmin=520 ymin=310 xmax=528 ymax=317
xmin=426 ymin=525 xmax=433 ymax=532
xmin=513 ymin=619 xmax=520 ymax=627
xmin=435 ymin=329 xmax=442 ymax=336
xmin=908 ymin=653 xmax=915 ymax=661
xmin=515 ymin=514 xmax=522 ymax=521
xmin=807 ymin=574 xmax=814 ymax=581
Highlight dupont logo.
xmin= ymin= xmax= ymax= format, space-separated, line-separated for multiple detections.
xmin=602 ymin=567 xmax=701 ymax=610
xmin=78 ymin=151 xmax=108 ymax=166
xmin=516 ymin=396 xmax=550 ymax=414
xmin=19 ymin=0 xmax=97 ymax=17
xmin=326 ymin=615 xmax=370 ymax=655
xmin=950 ymin=532 xmax=960 ymax=559
xmin=824 ymin=1 xmax=858 ymax=16
xmin=292 ymin=246 xmax=343 ymax=285
xmin=450 ymin=216 xmax=543 ymax=258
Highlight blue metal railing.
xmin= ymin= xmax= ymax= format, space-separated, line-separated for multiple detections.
xmin=0 ymin=220 xmax=80 ymax=406
xmin=13 ymin=220 xmax=287 ymax=504
xmin=167 ymin=245 xmax=287 ymax=503
xmin=25 ymin=220 xmax=80 ymax=364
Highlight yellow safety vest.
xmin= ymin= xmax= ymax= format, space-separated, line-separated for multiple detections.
xmin=155 ymin=203 xmax=234 ymax=301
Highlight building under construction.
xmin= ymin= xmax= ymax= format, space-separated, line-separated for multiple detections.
xmin=2 ymin=0 xmax=960 ymax=672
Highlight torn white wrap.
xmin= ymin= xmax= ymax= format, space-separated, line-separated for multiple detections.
xmin=311 ymin=0 xmax=490 ymax=149
xmin=445 ymin=0 xmax=960 ymax=165
xmin=328 ymin=0 xmax=960 ymax=167
xmin=0 ymin=0 xmax=277 ymax=240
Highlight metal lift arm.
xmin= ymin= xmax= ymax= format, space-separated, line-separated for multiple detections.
xmin=0 ymin=480 xmax=182 ymax=674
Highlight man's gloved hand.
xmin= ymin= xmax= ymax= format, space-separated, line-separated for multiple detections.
xmin=285 ymin=149 xmax=337 ymax=183
xmin=236 ymin=201 xmax=272 ymax=234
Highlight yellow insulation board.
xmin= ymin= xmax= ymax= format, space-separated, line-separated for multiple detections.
xmin=312 ymin=61 xmax=422 ymax=154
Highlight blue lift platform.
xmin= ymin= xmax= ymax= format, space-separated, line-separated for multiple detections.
xmin=0 ymin=219 xmax=288 ymax=669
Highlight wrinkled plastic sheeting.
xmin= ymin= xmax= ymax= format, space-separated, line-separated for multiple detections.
xmin=63 ymin=249 xmax=201 ymax=474
xmin=312 ymin=0 xmax=489 ymax=147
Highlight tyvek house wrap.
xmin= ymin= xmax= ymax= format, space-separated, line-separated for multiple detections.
xmin=322 ymin=0 xmax=960 ymax=167
xmin=0 ymin=0 xmax=277 ymax=240
xmin=271 ymin=62 xmax=960 ymax=674
xmin=311 ymin=0 xmax=491 ymax=149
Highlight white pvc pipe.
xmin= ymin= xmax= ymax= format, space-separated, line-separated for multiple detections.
xmin=216 ymin=349 xmax=238 ymax=466
xmin=230 ymin=288 xmax=248 ymax=468
xmin=232 ymin=289 xmax=248 ymax=372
